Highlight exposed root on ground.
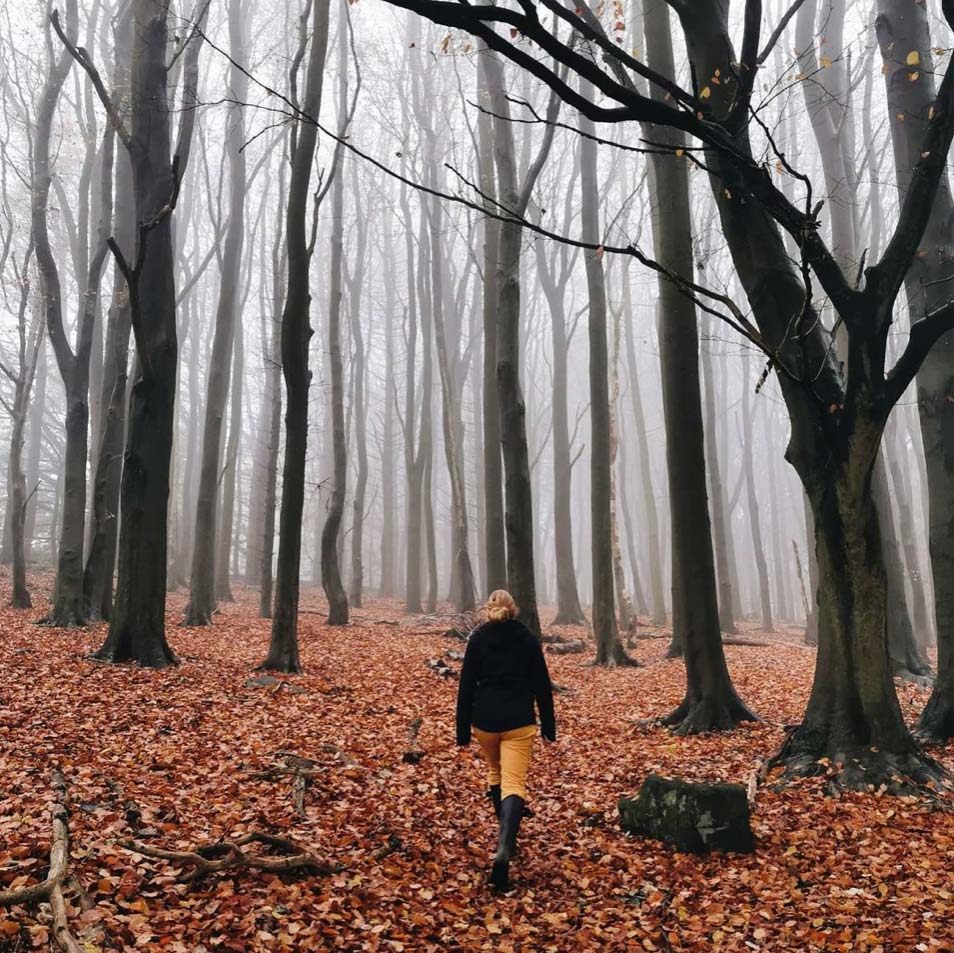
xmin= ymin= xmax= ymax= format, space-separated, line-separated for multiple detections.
xmin=663 ymin=693 xmax=759 ymax=736
xmin=0 ymin=770 xmax=86 ymax=952
xmin=769 ymin=729 xmax=951 ymax=796
xmin=120 ymin=830 xmax=340 ymax=882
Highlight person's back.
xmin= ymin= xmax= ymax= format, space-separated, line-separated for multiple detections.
xmin=455 ymin=591 xmax=555 ymax=891
xmin=461 ymin=618 xmax=553 ymax=737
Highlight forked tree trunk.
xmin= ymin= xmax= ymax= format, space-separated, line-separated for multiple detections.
xmin=94 ymin=0 xmax=200 ymax=668
xmin=261 ymin=0 xmax=332 ymax=671
xmin=33 ymin=1 xmax=95 ymax=629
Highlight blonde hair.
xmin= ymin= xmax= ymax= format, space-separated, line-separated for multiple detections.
xmin=484 ymin=589 xmax=518 ymax=623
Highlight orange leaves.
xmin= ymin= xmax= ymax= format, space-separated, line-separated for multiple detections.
xmin=1 ymin=592 xmax=954 ymax=950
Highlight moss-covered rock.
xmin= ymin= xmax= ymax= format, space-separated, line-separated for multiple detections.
xmin=618 ymin=774 xmax=754 ymax=853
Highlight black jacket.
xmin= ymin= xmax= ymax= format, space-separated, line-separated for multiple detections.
xmin=455 ymin=619 xmax=556 ymax=745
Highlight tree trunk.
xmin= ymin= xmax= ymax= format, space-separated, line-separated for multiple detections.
xmin=184 ymin=0 xmax=247 ymax=625
xmin=320 ymin=7 xmax=350 ymax=627
xmin=741 ymin=354 xmax=774 ymax=632
xmin=346 ymin=163 xmax=369 ymax=608
xmin=94 ymin=0 xmax=199 ymax=668
xmin=623 ymin=288 xmax=666 ymax=626
xmin=259 ymin=170 xmax=287 ymax=618
xmin=536 ymin=243 xmax=585 ymax=624
xmin=778 ymin=440 xmax=944 ymax=788
xmin=33 ymin=0 xmax=91 ymax=628
xmin=701 ymin=318 xmax=737 ymax=632
xmin=261 ymin=0 xmax=331 ymax=671
xmin=875 ymin=0 xmax=954 ymax=739
xmin=487 ymin=55 xmax=541 ymax=637
xmin=477 ymin=54 xmax=507 ymax=596
xmin=579 ymin=79 xmax=634 ymax=667
xmin=644 ymin=0 xmax=753 ymax=727
xmin=216 ymin=305 xmax=243 ymax=603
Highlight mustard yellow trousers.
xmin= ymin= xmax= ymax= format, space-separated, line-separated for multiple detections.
xmin=473 ymin=724 xmax=536 ymax=800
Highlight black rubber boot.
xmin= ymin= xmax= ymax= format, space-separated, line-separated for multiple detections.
xmin=487 ymin=785 xmax=502 ymax=819
xmin=490 ymin=794 xmax=524 ymax=891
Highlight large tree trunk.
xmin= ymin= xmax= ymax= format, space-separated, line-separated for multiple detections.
xmin=778 ymin=428 xmax=944 ymax=788
xmin=875 ymin=0 xmax=954 ymax=739
xmin=261 ymin=0 xmax=331 ymax=670
xmin=94 ymin=0 xmax=200 ymax=668
xmin=644 ymin=0 xmax=754 ymax=729
xmin=668 ymin=0 xmax=936 ymax=783
xmin=477 ymin=54 xmax=507 ymax=597
xmin=486 ymin=54 xmax=541 ymax=636
xmin=184 ymin=0 xmax=247 ymax=625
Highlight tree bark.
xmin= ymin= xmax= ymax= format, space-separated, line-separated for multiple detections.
xmin=477 ymin=53 xmax=507 ymax=597
xmin=875 ymin=0 xmax=954 ymax=738
xmin=536 ymin=242 xmax=585 ymax=624
xmin=701 ymin=318 xmax=737 ymax=632
xmin=261 ymin=0 xmax=331 ymax=670
xmin=184 ymin=0 xmax=247 ymax=624
xmin=93 ymin=0 xmax=203 ymax=667
xmin=320 ymin=4 xmax=350 ymax=627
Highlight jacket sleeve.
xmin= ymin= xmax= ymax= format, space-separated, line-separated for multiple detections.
xmin=530 ymin=635 xmax=556 ymax=742
xmin=455 ymin=631 xmax=480 ymax=745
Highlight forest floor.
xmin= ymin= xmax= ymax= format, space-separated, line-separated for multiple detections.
xmin=2 ymin=577 xmax=953 ymax=953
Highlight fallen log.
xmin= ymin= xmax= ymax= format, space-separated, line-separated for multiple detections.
xmin=546 ymin=640 xmax=586 ymax=655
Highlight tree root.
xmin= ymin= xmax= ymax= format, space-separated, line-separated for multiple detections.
xmin=119 ymin=831 xmax=340 ymax=881
xmin=35 ymin=604 xmax=88 ymax=629
xmin=663 ymin=693 xmax=759 ymax=736
xmin=917 ymin=690 xmax=954 ymax=745
xmin=0 ymin=770 xmax=86 ymax=953
xmin=770 ymin=729 xmax=951 ymax=796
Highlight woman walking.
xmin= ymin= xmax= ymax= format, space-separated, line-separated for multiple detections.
xmin=456 ymin=590 xmax=556 ymax=890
